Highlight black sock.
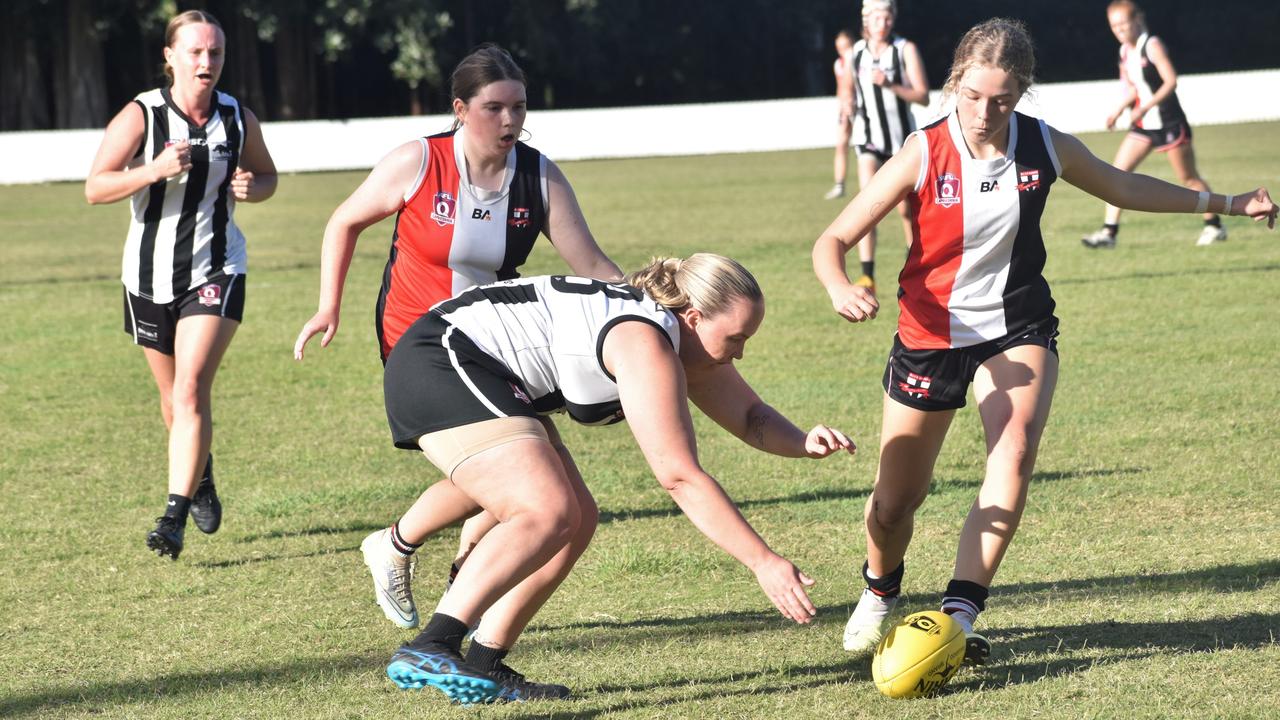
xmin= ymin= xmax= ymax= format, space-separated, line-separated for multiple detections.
xmin=1204 ymin=215 xmax=1221 ymax=228
xmin=408 ymin=613 xmax=471 ymax=654
xmin=201 ymin=454 xmax=214 ymax=484
xmin=164 ymin=494 xmax=191 ymax=523
xmin=465 ymin=641 xmax=509 ymax=672
xmin=941 ymin=579 xmax=989 ymax=618
xmin=860 ymin=261 xmax=875 ymax=280
xmin=1104 ymin=223 xmax=1119 ymax=236
xmin=389 ymin=521 xmax=422 ymax=556
xmin=863 ymin=560 xmax=904 ymax=598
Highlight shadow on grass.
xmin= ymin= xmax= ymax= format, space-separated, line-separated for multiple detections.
xmin=949 ymin=610 xmax=1280 ymax=692
xmin=595 ymin=465 xmax=1125 ymax=525
xmin=189 ymin=545 xmax=358 ymax=569
xmin=0 ymin=653 xmax=378 ymax=718
xmin=236 ymin=520 xmax=390 ymax=543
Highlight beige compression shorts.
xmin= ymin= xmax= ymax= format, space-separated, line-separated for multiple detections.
xmin=416 ymin=415 xmax=564 ymax=478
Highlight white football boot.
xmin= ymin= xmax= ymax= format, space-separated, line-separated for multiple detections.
xmin=842 ymin=588 xmax=899 ymax=653
xmin=1080 ymin=227 xmax=1117 ymax=249
xmin=1196 ymin=225 xmax=1228 ymax=246
xmin=823 ymin=183 xmax=845 ymax=200
xmin=361 ymin=528 xmax=419 ymax=629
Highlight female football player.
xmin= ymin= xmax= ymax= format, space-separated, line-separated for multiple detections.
xmin=814 ymin=17 xmax=1275 ymax=664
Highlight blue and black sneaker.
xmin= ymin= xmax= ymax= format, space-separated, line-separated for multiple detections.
xmin=386 ymin=645 xmax=500 ymax=705
xmin=190 ymin=455 xmax=221 ymax=534
xmin=488 ymin=662 xmax=571 ymax=702
xmin=146 ymin=516 xmax=185 ymax=560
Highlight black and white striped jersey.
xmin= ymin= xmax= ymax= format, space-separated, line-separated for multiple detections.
xmin=850 ymin=36 xmax=918 ymax=155
xmin=1120 ymin=33 xmax=1186 ymax=131
xmin=428 ymin=275 xmax=680 ymax=426
xmin=122 ymin=87 xmax=246 ymax=303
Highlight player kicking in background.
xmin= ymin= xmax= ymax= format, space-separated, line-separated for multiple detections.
xmin=814 ymin=17 xmax=1275 ymax=664
xmin=1082 ymin=0 xmax=1227 ymax=248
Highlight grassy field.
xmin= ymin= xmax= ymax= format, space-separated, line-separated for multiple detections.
xmin=1 ymin=121 xmax=1278 ymax=719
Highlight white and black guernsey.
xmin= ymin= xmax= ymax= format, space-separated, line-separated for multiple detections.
xmin=122 ymin=87 xmax=246 ymax=303
xmin=850 ymin=36 xmax=918 ymax=155
xmin=384 ymin=276 xmax=680 ymax=448
xmin=1120 ymin=33 xmax=1186 ymax=131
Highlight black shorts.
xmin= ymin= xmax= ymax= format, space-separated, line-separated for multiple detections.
xmin=122 ymin=274 xmax=245 ymax=355
xmin=384 ymin=313 xmax=548 ymax=450
xmin=882 ymin=316 xmax=1060 ymax=411
xmin=1129 ymin=121 xmax=1192 ymax=152
xmin=855 ymin=144 xmax=893 ymax=163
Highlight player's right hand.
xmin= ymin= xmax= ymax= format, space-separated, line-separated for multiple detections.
xmin=152 ymin=140 xmax=192 ymax=182
xmin=753 ymin=554 xmax=817 ymax=624
xmin=829 ymin=283 xmax=879 ymax=323
xmin=294 ymin=310 xmax=339 ymax=360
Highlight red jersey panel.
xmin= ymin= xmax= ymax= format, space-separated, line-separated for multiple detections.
xmin=376 ymin=127 xmax=547 ymax=359
xmin=901 ymin=111 xmax=1060 ymax=349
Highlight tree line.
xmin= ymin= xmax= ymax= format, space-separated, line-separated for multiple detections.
xmin=4 ymin=0 xmax=1276 ymax=131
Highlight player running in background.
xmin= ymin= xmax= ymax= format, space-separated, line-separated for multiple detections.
xmin=293 ymin=44 xmax=622 ymax=630
xmin=85 ymin=10 xmax=278 ymax=560
xmin=825 ymin=29 xmax=857 ymax=201
xmin=814 ymin=17 xmax=1275 ymax=664
xmin=379 ymin=256 xmax=854 ymax=702
xmin=832 ymin=0 xmax=930 ymax=294
xmin=1082 ymin=0 xmax=1227 ymax=248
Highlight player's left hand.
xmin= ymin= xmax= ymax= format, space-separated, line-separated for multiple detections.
xmin=1238 ymin=187 xmax=1277 ymax=229
xmin=230 ymin=168 xmax=255 ymax=200
xmin=803 ymin=424 xmax=856 ymax=458
xmin=871 ymin=68 xmax=887 ymax=86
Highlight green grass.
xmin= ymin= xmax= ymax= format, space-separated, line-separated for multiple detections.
xmin=1 ymin=121 xmax=1278 ymax=719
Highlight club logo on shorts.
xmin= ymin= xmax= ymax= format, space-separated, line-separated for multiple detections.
xmin=197 ymin=283 xmax=223 ymax=307
xmin=430 ymin=191 xmax=457 ymax=226
xmin=898 ymin=372 xmax=932 ymax=399
xmin=1017 ymin=166 xmax=1041 ymax=192
xmin=935 ymin=173 xmax=961 ymax=207
xmin=509 ymin=382 xmax=531 ymax=404
xmin=509 ymin=207 xmax=531 ymax=228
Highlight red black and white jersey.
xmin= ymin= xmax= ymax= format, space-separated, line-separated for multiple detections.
xmin=899 ymin=111 xmax=1061 ymax=349
xmin=376 ymin=126 xmax=549 ymax=359
xmin=850 ymin=36 xmax=918 ymax=155
xmin=1120 ymin=33 xmax=1186 ymax=131
xmin=122 ymin=87 xmax=246 ymax=303
xmin=428 ymin=275 xmax=679 ymax=426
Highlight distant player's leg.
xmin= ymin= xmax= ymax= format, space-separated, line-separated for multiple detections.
xmin=827 ymin=113 xmax=853 ymax=199
xmin=853 ymin=153 xmax=885 ymax=291
xmin=845 ymin=394 xmax=953 ymax=653
xmin=147 ymin=314 xmax=237 ymax=559
xmin=948 ymin=342 xmax=1058 ymax=664
xmin=1166 ymin=137 xmax=1225 ymax=245
xmin=1082 ymin=132 xmax=1152 ymax=247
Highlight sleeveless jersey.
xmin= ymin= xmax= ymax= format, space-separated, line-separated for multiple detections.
xmin=430 ymin=275 xmax=679 ymax=425
xmin=900 ymin=111 xmax=1061 ymax=349
xmin=122 ymin=87 xmax=246 ymax=303
xmin=377 ymin=126 xmax=549 ymax=359
xmin=1120 ymin=33 xmax=1186 ymax=131
xmin=851 ymin=36 xmax=917 ymax=155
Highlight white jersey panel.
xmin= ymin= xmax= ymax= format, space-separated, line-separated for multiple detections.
xmin=946 ymin=113 xmax=1018 ymax=345
xmin=437 ymin=276 xmax=680 ymax=424
xmin=850 ymin=36 xmax=917 ymax=155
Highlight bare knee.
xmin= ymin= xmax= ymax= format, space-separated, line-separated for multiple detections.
xmin=867 ymin=490 xmax=926 ymax=530
xmin=169 ymin=376 xmax=206 ymax=418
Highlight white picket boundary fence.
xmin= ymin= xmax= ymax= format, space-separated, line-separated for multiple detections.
xmin=2 ymin=69 xmax=1276 ymax=185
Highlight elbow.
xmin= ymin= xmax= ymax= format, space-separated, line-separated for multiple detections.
xmin=656 ymin=472 xmax=687 ymax=494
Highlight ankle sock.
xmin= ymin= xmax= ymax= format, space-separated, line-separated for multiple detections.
xmin=164 ymin=494 xmax=191 ymax=523
xmin=1104 ymin=223 xmax=1119 ymax=237
xmin=465 ymin=641 xmax=509 ymax=672
xmin=863 ymin=560 xmax=904 ymax=598
xmin=860 ymin=261 xmax=875 ymax=280
xmin=409 ymin=613 xmax=471 ymax=654
xmin=389 ymin=521 xmax=422 ymax=557
xmin=941 ymin=579 xmax=989 ymax=632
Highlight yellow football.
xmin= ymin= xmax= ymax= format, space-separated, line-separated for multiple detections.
xmin=871 ymin=610 xmax=966 ymax=699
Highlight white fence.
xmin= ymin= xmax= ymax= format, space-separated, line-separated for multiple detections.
xmin=2 ymin=69 xmax=1277 ymax=185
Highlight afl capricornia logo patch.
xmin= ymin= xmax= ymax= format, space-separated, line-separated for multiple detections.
xmin=935 ymin=172 xmax=961 ymax=207
xmin=430 ymin=191 xmax=457 ymax=226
